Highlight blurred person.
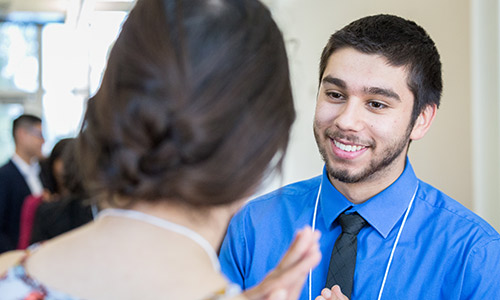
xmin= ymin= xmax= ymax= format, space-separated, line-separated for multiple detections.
xmin=39 ymin=138 xmax=74 ymax=200
xmin=30 ymin=138 xmax=94 ymax=244
xmin=0 ymin=0 xmax=321 ymax=299
xmin=0 ymin=114 xmax=45 ymax=253
xmin=219 ymin=14 xmax=500 ymax=300
xmin=17 ymin=138 xmax=82 ymax=249
xmin=16 ymin=137 xmax=71 ymax=250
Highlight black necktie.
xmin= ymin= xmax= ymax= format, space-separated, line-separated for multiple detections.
xmin=325 ymin=212 xmax=367 ymax=298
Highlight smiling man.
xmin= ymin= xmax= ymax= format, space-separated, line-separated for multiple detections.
xmin=219 ymin=14 xmax=500 ymax=299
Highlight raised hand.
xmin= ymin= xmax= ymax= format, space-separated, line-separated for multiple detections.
xmin=242 ymin=227 xmax=321 ymax=300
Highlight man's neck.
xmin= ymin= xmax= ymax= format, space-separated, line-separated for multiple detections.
xmin=14 ymin=149 xmax=35 ymax=165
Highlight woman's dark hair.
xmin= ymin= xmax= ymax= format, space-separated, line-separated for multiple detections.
xmin=78 ymin=0 xmax=295 ymax=207
xmin=60 ymin=139 xmax=87 ymax=197
xmin=40 ymin=138 xmax=73 ymax=194
xmin=319 ymin=14 xmax=442 ymax=125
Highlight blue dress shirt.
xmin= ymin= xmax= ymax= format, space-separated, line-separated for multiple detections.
xmin=219 ymin=160 xmax=500 ymax=299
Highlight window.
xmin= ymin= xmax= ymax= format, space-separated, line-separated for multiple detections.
xmin=0 ymin=4 xmax=130 ymax=164
xmin=0 ymin=23 xmax=39 ymax=93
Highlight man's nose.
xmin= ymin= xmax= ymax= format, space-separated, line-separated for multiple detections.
xmin=334 ymin=100 xmax=364 ymax=132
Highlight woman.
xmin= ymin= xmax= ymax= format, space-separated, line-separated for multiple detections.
xmin=40 ymin=138 xmax=74 ymax=199
xmin=30 ymin=138 xmax=94 ymax=245
xmin=17 ymin=138 xmax=73 ymax=250
xmin=0 ymin=0 xmax=320 ymax=299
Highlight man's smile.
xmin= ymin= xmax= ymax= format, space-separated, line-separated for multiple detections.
xmin=333 ymin=139 xmax=366 ymax=152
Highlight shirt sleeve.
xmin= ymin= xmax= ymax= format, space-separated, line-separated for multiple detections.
xmin=219 ymin=209 xmax=249 ymax=290
xmin=460 ymin=237 xmax=500 ymax=299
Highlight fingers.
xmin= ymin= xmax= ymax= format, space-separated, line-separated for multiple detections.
xmin=272 ymin=227 xmax=321 ymax=290
xmin=278 ymin=227 xmax=320 ymax=266
xmin=331 ymin=285 xmax=349 ymax=300
xmin=276 ymin=227 xmax=321 ymax=276
xmin=321 ymin=288 xmax=332 ymax=299
xmin=268 ymin=289 xmax=287 ymax=300
xmin=313 ymin=286 xmax=349 ymax=300
xmin=271 ymin=227 xmax=321 ymax=300
xmin=242 ymin=227 xmax=321 ymax=300
xmin=314 ymin=288 xmax=332 ymax=300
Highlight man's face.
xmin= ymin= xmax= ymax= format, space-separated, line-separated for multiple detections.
xmin=314 ymin=47 xmax=416 ymax=185
xmin=18 ymin=123 xmax=44 ymax=160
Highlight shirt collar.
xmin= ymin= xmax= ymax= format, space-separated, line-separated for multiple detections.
xmin=12 ymin=153 xmax=40 ymax=175
xmin=319 ymin=158 xmax=418 ymax=238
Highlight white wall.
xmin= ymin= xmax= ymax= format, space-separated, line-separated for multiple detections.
xmin=471 ymin=0 xmax=500 ymax=230
xmin=259 ymin=0 xmax=500 ymax=230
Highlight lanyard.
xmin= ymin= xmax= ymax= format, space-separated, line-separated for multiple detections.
xmin=308 ymin=180 xmax=419 ymax=300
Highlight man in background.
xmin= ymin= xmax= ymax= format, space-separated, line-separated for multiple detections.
xmin=0 ymin=114 xmax=45 ymax=253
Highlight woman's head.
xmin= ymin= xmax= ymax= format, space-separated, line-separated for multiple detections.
xmin=78 ymin=0 xmax=295 ymax=207
xmin=60 ymin=139 xmax=87 ymax=197
xmin=40 ymin=138 xmax=73 ymax=195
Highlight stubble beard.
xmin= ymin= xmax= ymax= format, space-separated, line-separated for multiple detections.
xmin=314 ymin=123 xmax=413 ymax=184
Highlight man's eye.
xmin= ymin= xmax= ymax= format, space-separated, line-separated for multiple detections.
xmin=326 ymin=92 xmax=344 ymax=99
xmin=368 ymin=101 xmax=386 ymax=109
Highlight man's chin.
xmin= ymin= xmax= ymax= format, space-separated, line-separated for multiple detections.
xmin=327 ymin=167 xmax=366 ymax=184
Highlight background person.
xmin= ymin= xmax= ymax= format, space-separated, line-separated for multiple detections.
xmin=39 ymin=138 xmax=74 ymax=200
xmin=0 ymin=0 xmax=321 ymax=299
xmin=0 ymin=114 xmax=45 ymax=253
xmin=219 ymin=14 xmax=500 ymax=300
xmin=30 ymin=138 xmax=94 ymax=245
xmin=17 ymin=138 xmax=75 ymax=249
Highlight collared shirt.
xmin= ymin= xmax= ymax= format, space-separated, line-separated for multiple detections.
xmin=11 ymin=154 xmax=43 ymax=196
xmin=219 ymin=160 xmax=500 ymax=299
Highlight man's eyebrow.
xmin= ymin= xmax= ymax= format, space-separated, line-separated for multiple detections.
xmin=322 ymin=75 xmax=401 ymax=101
xmin=364 ymin=87 xmax=401 ymax=101
xmin=321 ymin=75 xmax=346 ymax=89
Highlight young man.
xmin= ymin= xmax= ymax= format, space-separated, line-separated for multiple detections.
xmin=219 ymin=14 xmax=500 ymax=299
xmin=0 ymin=114 xmax=45 ymax=253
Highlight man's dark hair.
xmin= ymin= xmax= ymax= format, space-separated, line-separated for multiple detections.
xmin=12 ymin=114 xmax=42 ymax=140
xmin=319 ymin=14 xmax=442 ymax=124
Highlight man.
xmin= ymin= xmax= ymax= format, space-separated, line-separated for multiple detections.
xmin=0 ymin=114 xmax=45 ymax=253
xmin=219 ymin=14 xmax=500 ymax=299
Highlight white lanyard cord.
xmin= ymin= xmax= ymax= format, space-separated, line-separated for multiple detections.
xmin=376 ymin=182 xmax=418 ymax=300
xmin=308 ymin=181 xmax=419 ymax=300
xmin=309 ymin=181 xmax=322 ymax=300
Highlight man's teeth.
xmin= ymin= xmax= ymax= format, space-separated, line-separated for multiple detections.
xmin=334 ymin=140 xmax=365 ymax=152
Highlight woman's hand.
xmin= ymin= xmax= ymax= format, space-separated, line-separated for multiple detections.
xmin=242 ymin=227 xmax=321 ymax=300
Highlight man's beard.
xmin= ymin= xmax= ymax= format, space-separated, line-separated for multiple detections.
xmin=314 ymin=123 xmax=413 ymax=184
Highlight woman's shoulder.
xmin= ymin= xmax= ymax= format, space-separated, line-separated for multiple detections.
xmin=0 ymin=248 xmax=44 ymax=297
xmin=0 ymin=245 xmax=81 ymax=300
xmin=0 ymin=250 xmax=26 ymax=274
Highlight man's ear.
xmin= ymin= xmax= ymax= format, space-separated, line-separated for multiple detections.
xmin=410 ymin=104 xmax=437 ymax=141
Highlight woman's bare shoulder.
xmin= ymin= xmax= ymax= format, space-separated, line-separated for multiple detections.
xmin=0 ymin=250 xmax=26 ymax=274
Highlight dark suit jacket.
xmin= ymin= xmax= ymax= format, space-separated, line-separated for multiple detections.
xmin=0 ymin=159 xmax=32 ymax=253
